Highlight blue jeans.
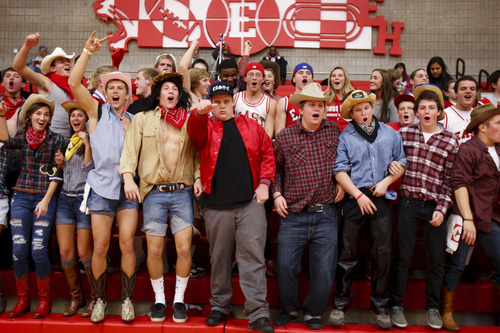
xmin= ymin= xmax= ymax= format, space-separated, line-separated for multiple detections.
xmin=277 ymin=207 xmax=338 ymax=317
xmin=444 ymin=219 xmax=500 ymax=289
xmin=10 ymin=191 xmax=56 ymax=280
xmin=142 ymin=186 xmax=194 ymax=236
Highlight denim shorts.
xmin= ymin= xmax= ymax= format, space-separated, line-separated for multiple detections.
xmin=142 ymin=186 xmax=194 ymax=237
xmin=55 ymin=191 xmax=91 ymax=229
xmin=88 ymin=187 xmax=139 ymax=218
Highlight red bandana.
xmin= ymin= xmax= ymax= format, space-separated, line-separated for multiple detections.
xmin=45 ymin=73 xmax=74 ymax=99
xmin=159 ymin=105 xmax=187 ymax=128
xmin=2 ymin=96 xmax=23 ymax=120
xmin=26 ymin=126 xmax=47 ymax=149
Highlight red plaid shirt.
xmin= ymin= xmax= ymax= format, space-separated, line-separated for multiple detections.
xmin=4 ymin=130 xmax=64 ymax=191
xmin=273 ymin=119 xmax=340 ymax=212
xmin=399 ymin=124 xmax=459 ymax=215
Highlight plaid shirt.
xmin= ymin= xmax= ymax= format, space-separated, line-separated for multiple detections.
xmin=0 ymin=146 xmax=9 ymax=197
xmin=399 ymin=124 xmax=459 ymax=215
xmin=4 ymin=130 xmax=64 ymax=191
xmin=273 ymin=119 xmax=340 ymax=212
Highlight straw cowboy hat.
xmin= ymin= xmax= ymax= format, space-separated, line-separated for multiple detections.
xmin=289 ymin=82 xmax=333 ymax=106
xmin=341 ymin=90 xmax=376 ymax=119
xmin=413 ymin=83 xmax=445 ymax=120
xmin=19 ymin=94 xmax=55 ymax=123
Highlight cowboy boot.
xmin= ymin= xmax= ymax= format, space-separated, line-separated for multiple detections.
xmin=90 ymin=271 xmax=107 ymax=324
xmin=0 ymin=274 xmax=6 ymax=315
xmin=440 ymin=287 xmax=460 ymax=332
xmin=8 ymin=274 xmax=30 ymax=318
xmin=82 ymin=265 xmax=97 ymax=318
xmin=33 ymin=274 xmax=51 ymax=318
xmin=62 ymin=263 xmax=86 ymax=317
xmin=120 ymin=269 xmax=136 ymax=323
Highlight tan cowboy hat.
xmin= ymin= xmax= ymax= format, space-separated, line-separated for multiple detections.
xmin=465 ymin=103 xmax=500 ymax=133
xmin=19 ymin=94 xmax=55 ymax=123
xmin=341 ymin=90 xmax=376 ymax=119
xmin=151 ymin=71 xmax=183 ymax=91
xmin=259 ymin=60 xmax=280 ymax=90
xmin=61 ymin=101 xmax=84 ymax=115
xmin=40 ymin=47 xmax=75 ymax=75
xmin=289 ymin=82 xmax=333 ymax=106
xmin=100 ymin=71 xmax=133 ymax=105
xmin=413 ymin=83 xmax=445 ymax=120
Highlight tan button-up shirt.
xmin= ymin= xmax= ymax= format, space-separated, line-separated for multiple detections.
xmin=119 ymin=107 xmax=200 ymax=200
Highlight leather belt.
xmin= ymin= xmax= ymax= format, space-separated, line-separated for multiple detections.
xmin=153 ymin=183 xmax=186 ymax=192
xmin=12 ymin=187 xmax=44 ymax=194
xmin=302 ymin=203 xmax=333 ymax=213
xmin=62 ymin=190 xmax=85 ymax=197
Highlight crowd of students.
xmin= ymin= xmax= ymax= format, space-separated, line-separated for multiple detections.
xmin=0 ymin=31 xmax=499 ymax=333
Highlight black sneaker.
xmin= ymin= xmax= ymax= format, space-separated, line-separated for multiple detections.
xmin=248 ymin=317 xmax=274 ymax=333
xmin=273 ymin=313 xmax=298 ymax=326
xmin=173 ymin=302 xmax=187 ymax=323
xmin=306 ymin=317 xmax=323 ymax=330
xmin=150 ymin=303 xmax=166 ymax=322
xmin=206 ymin=310 xmax=228 ymax=326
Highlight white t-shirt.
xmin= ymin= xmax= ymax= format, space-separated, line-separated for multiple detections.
xmin=488 ymin=145 xmax=500 ymax=171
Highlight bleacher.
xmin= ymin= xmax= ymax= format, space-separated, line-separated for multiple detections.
xmin=0 ymin=80 xmax=499 ymax=332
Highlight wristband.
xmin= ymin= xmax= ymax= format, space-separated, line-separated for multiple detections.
xmin=356 ymin=193 xmax=363 ymax=200
xmin=244 ymin=48 xmax=251 ymax=52
xmin=274 ymin=194 xmax=282 ymax=201
xmin=83 ymin=48 xmax=93 ymax=56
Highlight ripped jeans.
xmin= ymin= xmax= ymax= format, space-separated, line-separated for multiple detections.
xmin=10 ymin=191 xmax=56 ymax=280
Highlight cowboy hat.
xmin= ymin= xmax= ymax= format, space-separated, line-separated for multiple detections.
xmin=289 ymin=83 xmax=333 ymax=106
xmin=40 ymin=47 xmax=75 ymax=75
xmin=61 ymin=101 xmax=84 ymax=115
xmin=151 ymin=71 xmax=183 ymax=92
xmin=465 ymin=103 xmax=500 ymax=133
xmin=341 ymin=90 xmax=376 ymax=119
xmin=100 ymin=71 xmax=133 ymax=105
xmin=259 ymin=60 xmax=280 ymax=90
xmin=19 ymin=94 xmax=55 ymax=123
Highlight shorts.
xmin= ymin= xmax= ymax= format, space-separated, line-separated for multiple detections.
xmin=88 ymin=187 xmax=139 ymax=219
xmin=142 ymin=186 xmax=194 ymax=237
xmin=55 ymin=191 xmax=91 ymax=229
xmin=0 ymin=197 xmax=9 ymax=228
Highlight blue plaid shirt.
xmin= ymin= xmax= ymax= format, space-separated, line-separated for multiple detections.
xmin=3 ymin=130 xmax=64 ymax=191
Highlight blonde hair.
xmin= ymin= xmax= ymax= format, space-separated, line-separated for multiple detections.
xmin=324 ymin=66 xmax=354 ymax=99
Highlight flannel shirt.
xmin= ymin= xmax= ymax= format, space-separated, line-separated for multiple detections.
xmin=0 ymin=147 xmax=8 ymax=197
xmin=399 ymin=124 xmax=459 ymax=215
xmin=3 ymin=130 xmax=64 ymax=191
xmin=273 ymin=119 xmax=340 ymax=213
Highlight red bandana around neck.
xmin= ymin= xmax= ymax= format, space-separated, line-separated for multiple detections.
xmin=45 ymin=73 xmax=74 ymax=99
xmin=159 ymin=105 xmax=187 ymax=128
xmin=26 ymin=126 xmax=47 ymax=149
xmin=2 ymin=96 xmax=23 ymax=120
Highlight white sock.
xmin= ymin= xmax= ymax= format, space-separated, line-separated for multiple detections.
xmin=151 ymin=277 xmax=165 ymax=305
xmin=173 ymin=275 xmax=189 ymax=304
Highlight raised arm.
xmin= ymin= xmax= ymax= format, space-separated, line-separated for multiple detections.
xmin=68 ymin=32 xmax=108 ymax=132
xmin=12 ymin=33 xmax=52 ymax=94
xmin=178 ymin=40 xmax=200 ymax=107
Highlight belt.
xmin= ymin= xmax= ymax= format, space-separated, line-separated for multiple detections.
xmin=62 ymin=190 xmax=85 ymax=197
xmin=153 ymin=183 xmax=186 ymax=192
xmin=12 ymin=187 xmax=44 ymax=194
xmin=302 ymin=203 xmax=333 ymax=213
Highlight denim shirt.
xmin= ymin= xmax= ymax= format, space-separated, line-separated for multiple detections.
xmin=87 ymin=103 xmax=133 ymax=200
xmin=334 ymin=121 xmax=407 ymax=200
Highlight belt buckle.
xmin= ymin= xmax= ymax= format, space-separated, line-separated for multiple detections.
xmin=315 ymin=204 xmax=324 ymax=213
xmin=65 ymin=192 xmax=78 ymax=197
xmin=158 ymin=185 xmax=167 ymax=192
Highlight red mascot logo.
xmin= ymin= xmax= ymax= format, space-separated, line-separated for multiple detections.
xmin=94 ymin=0 xmax=404 ymax=56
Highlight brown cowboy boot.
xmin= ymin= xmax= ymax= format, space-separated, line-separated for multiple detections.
xmin=82 ymin=265 xmax=97 ymax=318
xmin=0 ymin=274 xmax=7 ymax=315
xmin=89 ymin=271 xmax=107 ymax=324
xmin=120 ymin=269 xmax=136 ymax=323
xmin=440 ymin=287 xmax=460 ymax=332
xmin=8 ymin=274 xmax=30 ymax=318
xmin=33 ymin=274 xmax=51 ymax=318
xmin=62 ymin=263 xmax=86 ymax=317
